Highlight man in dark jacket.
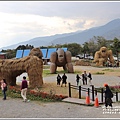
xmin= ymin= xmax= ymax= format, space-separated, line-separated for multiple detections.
xmin=57 ymin=74 xmax=61 ymax=86
xmin=61 ymin=73 xmax=67 ymax=87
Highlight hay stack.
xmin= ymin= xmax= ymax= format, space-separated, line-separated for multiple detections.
xmin=75 ymin=60 xmax=91 ymax=66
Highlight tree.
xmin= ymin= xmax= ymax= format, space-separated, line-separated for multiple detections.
xmin=16 ymin=44 xmax=34 ymax=50
xmin=87 ymin=40 xmax=98 ymax=57
xmin=82 ymin=42 xmax=89 ymax=58
xmin=97 ymin=36 xmax=108 ymax=49
xmin=87 ymin=36 xmax=111 ymax=57
xmin=110 ymin=37 xmax=120 ymax=59
xmin=62 ymin=43 xmax=82 ymax=56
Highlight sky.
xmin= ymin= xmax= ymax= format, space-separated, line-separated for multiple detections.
xmin=0 ymin=1 xmax=120 ymax=48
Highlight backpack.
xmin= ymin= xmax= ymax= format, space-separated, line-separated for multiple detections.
xmin=4 ymin=86 xmax=7 ymax=91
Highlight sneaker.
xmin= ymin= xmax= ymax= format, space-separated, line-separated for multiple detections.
xmin=25 ymin=99 xmax=27 ymax=102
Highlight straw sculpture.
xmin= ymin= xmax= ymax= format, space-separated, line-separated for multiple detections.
xmin=93 ymin=46 xmax=114 ymax=66
xmin=29 ymin=47 xmax=43 ymax=59
xmin=50 ymin=48 xmax=74 ymax=73
xmin=0 ymin=47 xmax=43 ymax=88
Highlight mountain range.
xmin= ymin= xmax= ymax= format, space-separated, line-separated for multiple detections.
xmin=1 ymin=18 xmax=120 ymax=50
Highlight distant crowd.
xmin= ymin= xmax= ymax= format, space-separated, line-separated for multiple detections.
xmin=105 ymin=60 xmax=119 ymax=67
xmin=56 ymin=71 xmax=92 ymax=87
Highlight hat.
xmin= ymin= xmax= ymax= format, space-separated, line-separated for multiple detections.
xmin=104 ymin=83 xmax=108 ymax=87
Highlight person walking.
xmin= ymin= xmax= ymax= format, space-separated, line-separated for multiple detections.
xmin=21 ymin=76 xmax=28 ymax=102
xmin=0 ymin=79 xmax=7 ymax=100
xmin=81 ymin=73 xmax=85 ymax=85
xmin=104 ymin=84 xmax=113 ymax=109
xmin=57 ymin=74 xmax=62 ymax=86
xmin=61 ymin=73 xmax=67 ymax=87
xmin=88 ymin=71 xmax=92 ymax=85
xmin=76 ymin=74 xmax=81 ymax=86
xmin=84 ymin=71 xmax=87 ymax=85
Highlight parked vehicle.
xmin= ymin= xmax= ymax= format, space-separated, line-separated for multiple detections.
xmin=76 ymin=54 xmax=94 ymax=60
xmin=76 ymin=54 xmax=84 ymax=59
xmin=87 ymin=55 xmax=94 ymax=60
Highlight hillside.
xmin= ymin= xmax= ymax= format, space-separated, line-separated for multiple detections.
xmin=50 ymin=18 xmax=120 ymax=45
xmin=1 ymin=18 xmax=120 ymax=50
xmin=0 ymin=31 xmax=77 ymax=50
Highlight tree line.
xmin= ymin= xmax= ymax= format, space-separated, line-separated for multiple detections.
xmin=1 ymin=36 xmax=120 ymax=59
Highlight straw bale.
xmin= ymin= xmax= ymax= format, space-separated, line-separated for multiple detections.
xmin=75 ymin=60 xmax=91 ymax=66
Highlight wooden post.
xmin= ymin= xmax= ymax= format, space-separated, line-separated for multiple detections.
xmin=116 ymin=92 xmax=118 ymax=102
xmin=68 ymin=83 xmax=71 ymax=97
xmin=95 ymin=90 xmax=97 ymax=96
xmin=88 ymin=88 xmax=90 ymax=97
xmin=92 ymin=85 xmax=94 ymax=101
xmin=101 ymin=88 xmax=104 ymax=103
xmin=79 ymin=86 xmax=81 ymax=99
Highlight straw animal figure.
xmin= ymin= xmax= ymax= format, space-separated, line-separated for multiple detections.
xmin=93 ymin=46 xmax=114 ymax=66
xmin=0 ymin=48 xmax=43 ymax=88
xmin=50 ymin=48 xmax=74 ymax=73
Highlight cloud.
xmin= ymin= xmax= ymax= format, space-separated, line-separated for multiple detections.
xmin=0 ymin=11 xmax=99 ymax=48
xmin=0 ymin=1 xmax=120 ymax=48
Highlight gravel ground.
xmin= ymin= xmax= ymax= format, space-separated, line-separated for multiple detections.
xmin=0 ymin=97 xmax=120 ymax=118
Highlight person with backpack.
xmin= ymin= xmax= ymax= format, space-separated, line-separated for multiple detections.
xmin=104 ymin=83 xmax=113 ymax=109
xmin=76 ymin=74 xmax=81 ymax=86
xmin=0 ymin=79 xmax=7 ymax=100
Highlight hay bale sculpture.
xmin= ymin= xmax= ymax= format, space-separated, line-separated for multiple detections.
xmin=50 ymin=48 xmax=74 ymax=73
xmin=0 ymin=48 xmax=43 ymax=88
xmin=93 ymin=46 xmax=114 ymax=66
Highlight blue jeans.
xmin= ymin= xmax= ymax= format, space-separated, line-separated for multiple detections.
xmin=2 ymin=89 xmax=6 ymax=100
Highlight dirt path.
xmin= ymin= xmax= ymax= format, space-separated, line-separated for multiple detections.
xmin=0 ymin=97 xmax=120 ymax=118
